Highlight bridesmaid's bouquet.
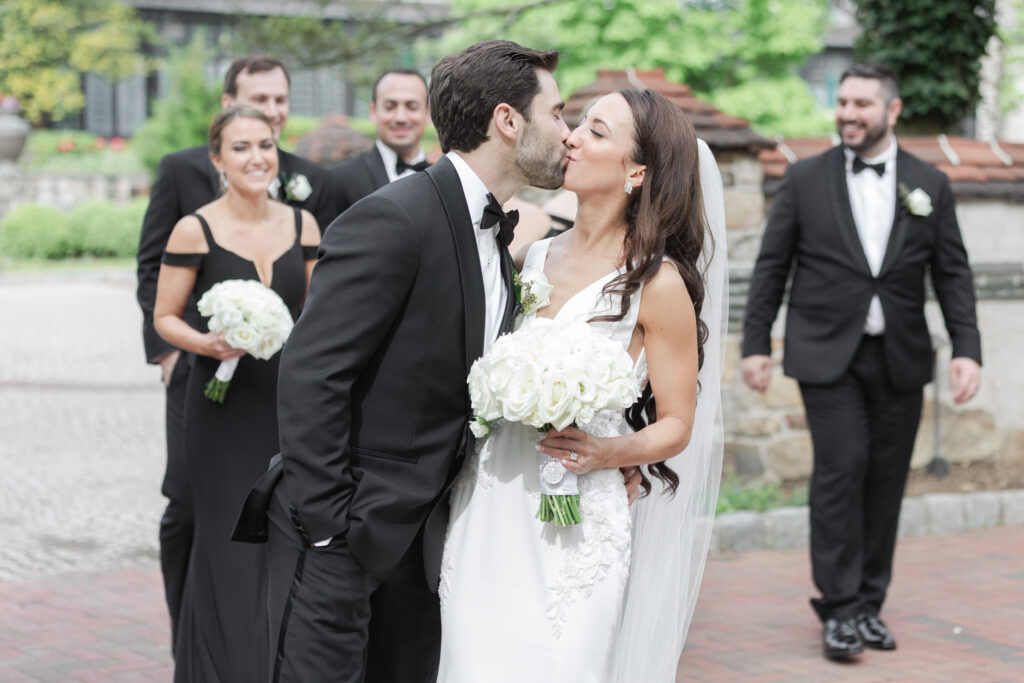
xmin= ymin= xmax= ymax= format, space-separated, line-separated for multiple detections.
xmin=467 ymin=318 xmax=641 ymax=526
xmin=196 ymin=279 xmax=293 ymax=403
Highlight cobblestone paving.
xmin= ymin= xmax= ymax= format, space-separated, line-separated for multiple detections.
xmin=0 ymin=272 xmax=166 ymax=583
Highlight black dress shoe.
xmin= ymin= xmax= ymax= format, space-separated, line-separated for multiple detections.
xmin=855 ymin=612 xmax=896 ymax=650
xmin=823 ymin=618 xmax=864 ymax=659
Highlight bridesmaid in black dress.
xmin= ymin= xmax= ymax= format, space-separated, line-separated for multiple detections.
xmin=153 ymin=105 xmax=320 ymax=682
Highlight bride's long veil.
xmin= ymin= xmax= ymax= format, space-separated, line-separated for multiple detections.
xmin=608 ymin=139 xmax=727 ymax=681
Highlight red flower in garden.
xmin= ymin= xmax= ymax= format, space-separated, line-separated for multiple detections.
xmin=56 ymin=140 xmax=77 ymax=153
xmin=110 ymin=136 xmax=125 ymax=152
xmin=94 ymin=137 xmax=108 ymax=150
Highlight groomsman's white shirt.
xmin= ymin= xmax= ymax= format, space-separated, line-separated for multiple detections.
xmin=446 ymin=150 xmax=508 ymax=353
xmin=378 ymin=139 xmax=428 ymax=184
xmin=844 ymin=135 xmax=897 ymax=336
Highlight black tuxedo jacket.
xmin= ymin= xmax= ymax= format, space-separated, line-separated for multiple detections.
xmin=327 ymin=146 xmax=391 ymax=220
xmin=135 ymin=144 xmax=334 ymax=362
xmin=269 ymin=156 xmax=515 ymax=588
xmin=742 ymin=145 xmax=981 ymax=391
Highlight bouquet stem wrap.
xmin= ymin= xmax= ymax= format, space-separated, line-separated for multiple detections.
xmin=537 ymin=454 xmax=580 ymax=525
xmin=204 ymin=357 xmax=239 ymax=403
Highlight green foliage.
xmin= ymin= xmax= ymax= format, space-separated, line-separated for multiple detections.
xmin=0 ymin=0 xmax=156 ymax=123
xmin=854 ymin=0 xmax=998 ymax=133
xmin=998 ymin=0 xmax=1024 ymax=117
xmin=715 ymin=476 xmax=808 ymax=515
xmin=69 ymin=199 xmax=145 ymax=258
xmin=0 ymin=205 xmax=75 ymax=259
xmin=0 ymin=199 xmax=146 ymax=260
xmin=133 ymin=33 xmax=222 ymax=175
xmin=20 ymin=130 xmax=146 ymax=175
xmin=434 ymin=0 xmax=832 ymax=137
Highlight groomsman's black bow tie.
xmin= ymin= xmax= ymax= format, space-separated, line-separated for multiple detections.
xmin=852 ymin=157 xmax=887 ymax=177
xmin=395 ymin=158 xmax=429 ymax=174
xmin=480 ymin=193 xmax=518 ymax=247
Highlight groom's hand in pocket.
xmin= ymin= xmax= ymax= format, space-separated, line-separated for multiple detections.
xmin=621 ymin=467 xmax=642 ymax=505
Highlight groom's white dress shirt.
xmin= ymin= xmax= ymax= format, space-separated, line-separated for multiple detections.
xmin=446 ymin=150 xmax=508 ymax=354
xmin=844 ymin=135 xmax=897 ymax=336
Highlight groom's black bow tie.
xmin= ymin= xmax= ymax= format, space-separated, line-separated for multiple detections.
xmin=852 ymin=157 xmax=887 ymax=177
xmin=395 ymin=158 xmax=429 ymax=174
xmin=480 ymin=193 xmax=518 ymax=247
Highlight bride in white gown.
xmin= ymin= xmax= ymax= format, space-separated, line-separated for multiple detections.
xmin=438 ymin=88 xmax=727 ymax=682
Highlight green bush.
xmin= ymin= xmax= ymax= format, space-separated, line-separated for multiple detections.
xmin=1 ymin=199 xmax=149 ymax=260
xmin=0 ymin=205 xmax=77 ymax=259
xmin=716 ymin=476 xmax=808 ymax=515
xmin=70 ymin=200 xmax=143 ymax=258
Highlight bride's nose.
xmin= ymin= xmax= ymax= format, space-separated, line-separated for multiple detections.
xmin=566 ymin=126 xmax=583 ymax=149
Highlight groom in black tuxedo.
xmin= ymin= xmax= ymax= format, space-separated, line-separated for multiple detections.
xmin=134 ymin=54 xmax=333 ymax=652
xmin=741 ymin=63 xmax=981 ymax=660
xmin=328 ymin=68 xmax=431 ymax=219
xmin=233 ymin=41 xmax=570 ymax=682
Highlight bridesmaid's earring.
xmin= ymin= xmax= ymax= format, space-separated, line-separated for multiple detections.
xmin=624 ymin=181 xmax=633 ymax=195
xmin=218 ymin=169 xmax=228 ymax=193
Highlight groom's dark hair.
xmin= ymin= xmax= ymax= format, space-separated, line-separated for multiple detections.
xmin=429 ymin=40 xmax=558 ymax=153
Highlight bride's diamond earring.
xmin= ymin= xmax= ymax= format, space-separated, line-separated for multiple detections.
xmin=624 ymin=181 xmax=633 ymax=195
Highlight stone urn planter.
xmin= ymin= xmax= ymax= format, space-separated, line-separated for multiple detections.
xmin=0 ymin=99 xmax=31 ymax=163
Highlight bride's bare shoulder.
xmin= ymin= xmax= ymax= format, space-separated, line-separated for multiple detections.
xmin=639 ymin=261 xmax=694 ymax=328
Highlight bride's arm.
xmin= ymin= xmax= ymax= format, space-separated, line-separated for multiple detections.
xmin=538 ymin=263 xmax=698 ymax=472
xmin=153 ymin=216 xmax=244 ymax=361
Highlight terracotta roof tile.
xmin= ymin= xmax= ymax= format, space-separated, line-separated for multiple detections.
xmin=564 ymin=68 xmax=775 ymax=153
xmin=760 ymin=136 xmax=1024 ymax=186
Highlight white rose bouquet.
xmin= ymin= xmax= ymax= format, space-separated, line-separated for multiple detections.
xmin=467 ymin=317 xmax=641 ymax=525
xmin=196 ymin=279 xmax=294 ymax=403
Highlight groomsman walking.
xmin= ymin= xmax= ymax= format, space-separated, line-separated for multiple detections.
xmin=135 ymin=54 xmax=332 ymax=653
xmin=741 ymin=63 xmax=982 ymax=660
xmin=328 ymin=68 xmax=431 ymax=218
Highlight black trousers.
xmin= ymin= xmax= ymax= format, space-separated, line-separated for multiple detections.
xmin=266 ymin=490 xmax=441 ymax=683
xmin=159 ymin=352 xmax=193 ymax=653
xmin=799 ymin=335 xmax=923 ymax=622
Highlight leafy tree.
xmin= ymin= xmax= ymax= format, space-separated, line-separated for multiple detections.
xmin=434 ymin=0 xmax=832 ymax=137
xmin=0 ymin=0 xmax=156 ymax=123
xmin=854 ymin=0 xmax=998 ymax=133
xmin=132 ymin=34 xmax=222 ymax=175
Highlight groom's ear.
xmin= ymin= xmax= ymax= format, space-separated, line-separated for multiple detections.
xmin=492 ymin=103 xmax=521 ymax=144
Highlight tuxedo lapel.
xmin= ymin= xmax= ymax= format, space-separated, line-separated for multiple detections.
xmin=877 ymin=149 xmax=913 ymax=278
xmin=363 ymin=148 xmax=391 ymax=193
xmin=498 ymin=246 xmax=518 ymax=334
xmin=826 ymin=147 xmax=873 ymax=276
xmin=425 ymin=157 xmax=486 ymax=374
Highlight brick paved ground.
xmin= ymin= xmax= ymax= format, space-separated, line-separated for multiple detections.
xmin=2 ymin=271 xmax=1022 ymax=682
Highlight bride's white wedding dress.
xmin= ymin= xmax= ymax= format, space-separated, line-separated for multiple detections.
xmin=438 ymin=140 xmax=727 ymax=683
xmin=438 ymin=238 xmax=639 ymax=682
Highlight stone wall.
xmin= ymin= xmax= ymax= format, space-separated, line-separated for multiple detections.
xmin=0 ymin=165 xmax=150 ymax=221
xmin=723 ymin=189 xmax=1024 ymax=483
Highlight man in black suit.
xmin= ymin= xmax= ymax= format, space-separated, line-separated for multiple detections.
xmin=233 ymin=41 xmax=569 ymax=682
xmin=741 ymin=63 xmax=982 ymax=660
xmin=134 ymin=54 xmax=333 ymax=653
xmin=328 ymin=68 xmax=431 ymax=218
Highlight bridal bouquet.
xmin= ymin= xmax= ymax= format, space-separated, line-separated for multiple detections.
xmin=196 ymin=279 xmax=293 ymax=403
xmin=467 ymin=317 xmax=640 ymax=525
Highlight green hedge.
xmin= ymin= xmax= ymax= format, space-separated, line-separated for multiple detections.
xmin=0 ymin=199 xmax=146 ymax=260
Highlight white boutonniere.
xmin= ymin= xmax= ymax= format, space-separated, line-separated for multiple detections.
xmin=898 ymin=183 xmax=932 ymax=217
xmin=513 ymin=268 xmax=553 ymax=321
xmin=282 ymin=173 xmax=313 ymax=202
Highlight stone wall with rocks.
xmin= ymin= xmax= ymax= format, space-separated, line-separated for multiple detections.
xmin=0 ymin=166 xmax=150 ymax=221
xmin=723 ymin=188 xmax=1024 ymax=484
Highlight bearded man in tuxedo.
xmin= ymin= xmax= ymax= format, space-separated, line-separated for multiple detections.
xmin=741 ymin=63 xmax=982 ymax=660
xmin=328 ymin=68 xmax=431 ymax=218
xmin=135 ymin=54 xmax=333 ymax=653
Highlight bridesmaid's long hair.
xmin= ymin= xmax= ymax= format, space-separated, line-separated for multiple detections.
xmin=592 ymin=89 xmax=711 ymax=496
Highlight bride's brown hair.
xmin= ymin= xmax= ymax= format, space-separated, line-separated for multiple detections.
xmin=591 ymin=88 xmax=711 ymax=496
